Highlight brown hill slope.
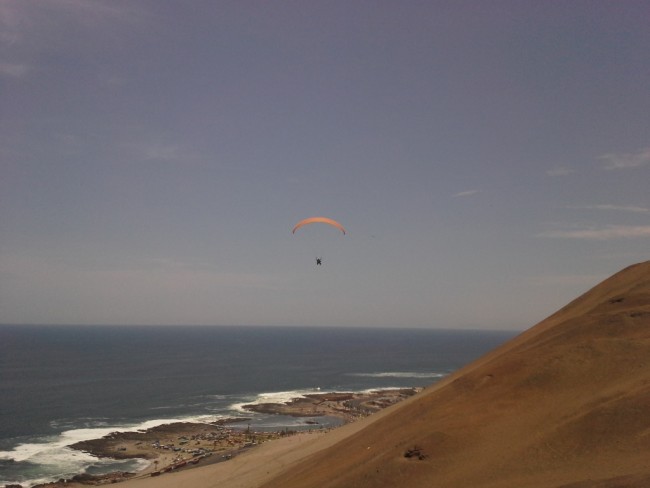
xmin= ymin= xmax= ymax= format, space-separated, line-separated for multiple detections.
xmin=262 ymin=261 xmax=650 ymax=488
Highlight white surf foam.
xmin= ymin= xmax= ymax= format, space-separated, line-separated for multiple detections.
xmin=230 ymin=388 xmax=327 ymax=412
xmin=0 ymin=439 xmax=150 ymax=488
xmin=0 ymin=414 xmax=230 ymax=487
xmin=0 ymin=414 xmax=227 ymax=464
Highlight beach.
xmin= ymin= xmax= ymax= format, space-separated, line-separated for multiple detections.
xmin=78 ymin=429 xmax=332 ymax=488
xmin=76 ymin=400 xmax=404 ymax=488
xmin=114 ymin=414 xmax=391 ymax=488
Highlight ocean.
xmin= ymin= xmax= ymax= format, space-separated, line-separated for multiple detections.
xmin=0 ymin=325 xmax=516 ymax=487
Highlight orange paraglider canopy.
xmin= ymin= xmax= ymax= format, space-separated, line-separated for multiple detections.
xmin=292 ymin=217 xmax=346 ymax=235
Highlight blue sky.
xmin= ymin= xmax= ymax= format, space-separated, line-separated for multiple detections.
xmin=1 ymin=1 xmax=649 ymax=330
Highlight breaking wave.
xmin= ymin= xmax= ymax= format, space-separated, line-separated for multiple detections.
xmin=0 ymin=415 xmax=228 ymax=488
xmin=230 ymin=388 xmax=326 ymax=412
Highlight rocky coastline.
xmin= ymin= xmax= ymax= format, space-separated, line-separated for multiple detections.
xmin=21 ymin=388 xmax=420 ymax=488
xmin=241 ymin=388 xmax=421 ymax=420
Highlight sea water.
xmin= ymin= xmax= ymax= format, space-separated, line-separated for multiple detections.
xmin=0 ymin=325 xmax=516 ymax=487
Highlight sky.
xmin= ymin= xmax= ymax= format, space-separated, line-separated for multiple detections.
xmin=1 ymin=1 xmax=649 ymax=330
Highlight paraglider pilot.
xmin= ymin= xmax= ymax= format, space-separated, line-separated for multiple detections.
xmin=316 ymin=258 xmax=322 ymax=266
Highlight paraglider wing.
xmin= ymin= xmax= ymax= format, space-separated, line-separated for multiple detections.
xmin=292 ymin=217 xmax=346 ymax=235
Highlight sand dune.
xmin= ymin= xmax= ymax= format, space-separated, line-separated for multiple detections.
xmin=119 ymin=261 xmax=650 ymax=488
xmin=262 ymin=261 xmax=650 ymax=487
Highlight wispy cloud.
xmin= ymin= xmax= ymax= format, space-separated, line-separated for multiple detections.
xmin=546 ymin=167 xmax=575 ymax=177
xmin=539 ymin=225 xmax=650 ymax=240
xmin=0 ymin=0 xmax=137 ymax=29
xmin=0 ymin=1 xmax=25 ymax=45
xmin=104 ymin=75 xmax=127 ymax=87
xmin=600 ymin=148 xmax=650 ymax=170
xmin=120 ymin=140 xmax=196 ymax=163
xmin=568 ymin=204 xmax=650 ymax=215
xmin=453 ymin=190 xmax=479 ymax=197
xmin=142 ymin=143 xmax=183 ymax=161
xmin=0 ymin=0 xmax=142 ymax=49
xmin=49 ymin=0 xmax=135 ymax=18
xmin=0 ymin=62 xmax=30 ymax=78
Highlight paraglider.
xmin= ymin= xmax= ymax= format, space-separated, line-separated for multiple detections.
xmin=292 ymin=217 xmax=346 ymax=266
xmin=292 ymin=217 xmax=346 ymax=235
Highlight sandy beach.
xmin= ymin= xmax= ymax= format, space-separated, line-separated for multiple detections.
xmin=26 ymin=430 xmax=331 ymax=488
xmin=103 ymin=404 xmax=401 ymax=488
xmin=103 ymin=430 xmax=330 ymax=488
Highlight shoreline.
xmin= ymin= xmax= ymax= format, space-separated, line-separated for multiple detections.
xmin=242 ymin=388 xmax=420 ymax=421
xmin=27 ymin=388 xmax=420 ymax=488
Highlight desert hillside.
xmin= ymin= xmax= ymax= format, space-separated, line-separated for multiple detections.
xmin=262 ymin=261 xmax=650 ymax=488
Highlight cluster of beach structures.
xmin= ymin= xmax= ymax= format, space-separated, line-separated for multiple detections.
xmin=20 ymin=388 xmax=420 ymax=487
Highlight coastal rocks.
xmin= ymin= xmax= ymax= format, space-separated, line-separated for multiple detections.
xmin=32 ymin=481 xmax=73 ymax=488
xmin=243 ymin=388 xmax=421 ymax=420
xmin=72 ymin=472 xmax=136 ymax=483
xmin=67 ymin=420 xmax=296 ymax=482
xmin=69 ymin=420 xmax=247 ymax=459
xmin=57 ymin=388 xmax=422 ymax=486
xmin=30 ymin=473 xmax=134 ymax=487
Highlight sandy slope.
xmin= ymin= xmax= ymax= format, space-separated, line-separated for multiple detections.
xmin=118 ymin=260 xmax=650 ymax=488
xmin=262 ymin=261 xmax=650 ymax=487
xmin=111 ymin=423 xmax=379 ymax=488
xmin=110 ymin=432 xmax=325 ymax=488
